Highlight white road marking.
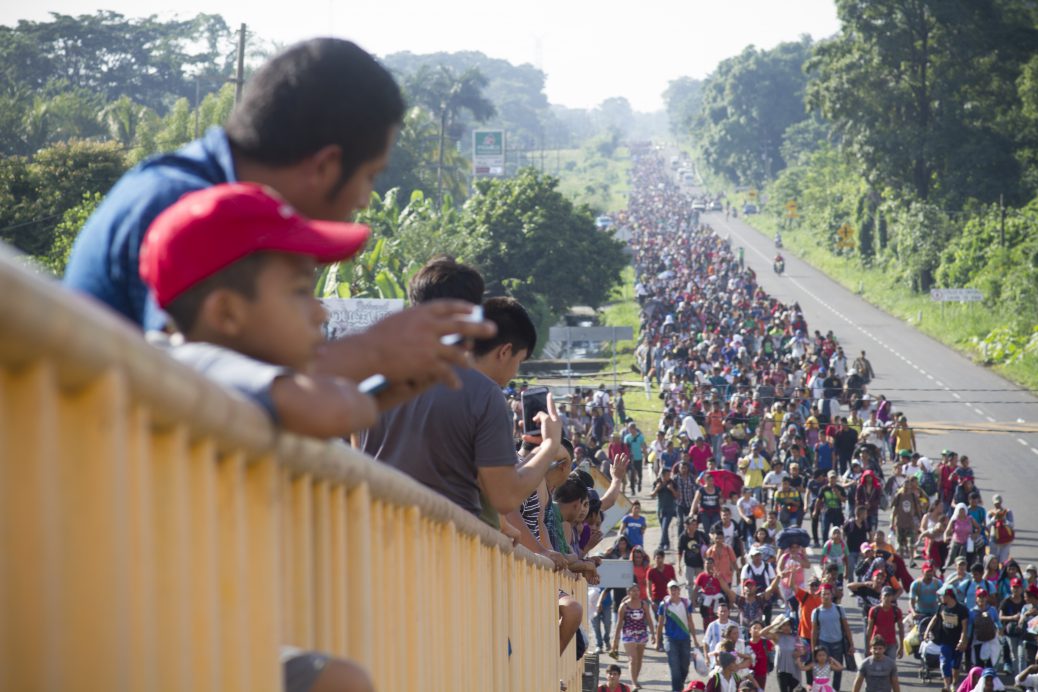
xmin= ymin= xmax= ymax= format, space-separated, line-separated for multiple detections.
xmin=1018 ymin=438 xmax=1029 ymax=447
xmin=986 ymin=416 xmax=996 ymax=423
xmin=927 ymin=374 xmax=935 ymax=380
xmin=1031 ymin=448 xmax=1038 ymax=456
xmin=953 ymin=393 xmax=962 ymax=399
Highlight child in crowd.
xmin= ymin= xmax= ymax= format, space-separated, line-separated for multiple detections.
xmin=140 ymin=182 xmax=379 ymax=438
xmin=805 ymin=645 xmax=844 ymax=692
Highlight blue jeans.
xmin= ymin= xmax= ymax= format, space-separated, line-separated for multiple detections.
xmin=659 ymin=511 xmax=676 ymax=549
xmin=819 ymin=639 xmax=845 ymax=690
xmin=665 ymin=636 xmax=692 ymax=692
xmin=592 ymin=607 xmax=612 ymax=649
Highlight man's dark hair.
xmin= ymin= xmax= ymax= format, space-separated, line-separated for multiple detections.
xmin=165 ymin=252 xmax=271 ymax=333
xmin=553 ymin=477 xmax=589 ymax=504
xmin=473 ymin=296 xmax=537 ymax=359
xmin=408 ymin=255 xmax=484 ymax=304
xmin=571 ymin=469 xmax=595 ymax=489
xmin=226 ymin=39 xmax=404 ymax=184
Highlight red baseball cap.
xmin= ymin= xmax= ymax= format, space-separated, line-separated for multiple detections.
xmin=140 ymin=183 xmax=370 ymax=308
xmin=1012 ymin=578 xmax=1024 ymax=588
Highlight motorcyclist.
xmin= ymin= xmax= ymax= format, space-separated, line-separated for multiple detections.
xmin=774 ymin=232 xmax=783 ymax=248
xmin=773 ymin=253 xmax=785 ymax=274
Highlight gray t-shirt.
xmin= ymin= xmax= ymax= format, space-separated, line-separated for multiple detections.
xmin=362 ymin=367 xmax=517 ymax=515
xmin=858 ymin=655 xmax=897 ymax=692
xmin=812 ymin=604 xmax=845 ymax=644
xmin=154 ymin=335 xmax=287 ymax=421
xmin=776 ymin=633 xmax=802 ymax=680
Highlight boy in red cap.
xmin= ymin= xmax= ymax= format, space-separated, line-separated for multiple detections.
xmin=140 ymin=182 xmax=379 ymax=437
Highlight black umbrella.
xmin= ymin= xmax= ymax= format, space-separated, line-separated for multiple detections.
xmin=776 ymin=527 xmax=811 ymax=549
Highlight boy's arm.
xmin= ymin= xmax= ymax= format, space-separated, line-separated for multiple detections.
xmin=479 ymin=409 xmax=563 ymax=513
xmin=271 ymin=372 xmax=378 ymax=437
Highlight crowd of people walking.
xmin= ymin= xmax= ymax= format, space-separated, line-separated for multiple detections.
xmin=589 ymin=153 xmax=1034 ymax=692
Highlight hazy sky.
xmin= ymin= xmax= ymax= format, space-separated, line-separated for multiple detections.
xmin=2 ymin=1 xmax=841 ymax=111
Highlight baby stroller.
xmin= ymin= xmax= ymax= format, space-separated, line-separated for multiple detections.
xmin=905 ymin=614 xmax=941 ymax=682
xmin=918 ymin=640 xmax=942 ymax=682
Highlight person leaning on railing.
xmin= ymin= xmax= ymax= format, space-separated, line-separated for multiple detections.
xmin=64 ymin=37 xmax=494 ymax=413
xmin=138 ymin=182 xmax=382 ymax=691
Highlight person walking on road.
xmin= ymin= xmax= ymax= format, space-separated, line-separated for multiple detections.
xmin=612 ymin=583 xmax=655 ymax=690
xmin=656 ymin=580 xmax=701 ymax=692
xmin=852 ymin=636 xmax=900 ymax=692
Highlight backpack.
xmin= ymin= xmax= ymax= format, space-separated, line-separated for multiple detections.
xmin=974 ymin=609 xmax=997 ymax=642
xmin=746 ymin=561 xmax=774 ymax=592
xmin=919 ymin=470 xmax=938 ymax=497
xmin=994 ymin=518 xmax=1015 ymax=544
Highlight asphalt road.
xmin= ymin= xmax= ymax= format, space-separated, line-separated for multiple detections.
xmin=593 ymin=184 xmax=1038 ymax=691
xmin=707 ymin=207 xmax=1038 ymax=569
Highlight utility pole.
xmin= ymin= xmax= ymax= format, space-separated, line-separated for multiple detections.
xmin=1000 ymin=193 xmax=1007 ymax=247
xmin=194 ymin=79 xmax=201 ymax=138
xmin=234 ymin=23 xmax=247 ymax=105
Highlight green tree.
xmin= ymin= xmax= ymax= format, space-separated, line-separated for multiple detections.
xmin=0 ymin=11 xmax=236 ymax=112
xmin=0 ymin=139 xmax=125 ymax=255
xmin=807 ymin=0 xmax=1038 ymax=206
xmin=662 ymin=77 xmax=703 ymax=136
xmin=463 ymin=169 xmax=627 ymax=322
xmin=39 ymin=192 xmax=103 ymax=276
xmin=406 ymin=65 xmax=496 ymax=203
xmin=697 ymin=37 xmax=814 ymax=185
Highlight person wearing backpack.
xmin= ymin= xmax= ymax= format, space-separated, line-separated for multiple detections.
xmin=656 ymin=580 xmax=701 ymax=692
xmin=866 ymin=587 xmax=905 ymax=659
xmin=987 ymin=495 xmax=1016 ymax=565
xmin=705 ymin=651 xmax=742 ymax=692
xmin=811 ymin=584 xmax=856 ymax=690
xmin=969 ymin=588 xmax=1002 ymax=669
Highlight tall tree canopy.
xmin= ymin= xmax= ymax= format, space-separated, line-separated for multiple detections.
xmin=807 ymin=0 xmax=1038 ymax=206
xmin=696 ymin=37 xmax=814 ymax=185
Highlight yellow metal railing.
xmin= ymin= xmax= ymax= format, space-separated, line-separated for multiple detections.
xmin=0 ymin=246 xmax=586 ymax=692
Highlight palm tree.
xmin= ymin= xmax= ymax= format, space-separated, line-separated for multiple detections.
xmin=406 ymin=65 xmax=496 ymax=203
xmin=100 ymin=95 xmax=151 ymax=148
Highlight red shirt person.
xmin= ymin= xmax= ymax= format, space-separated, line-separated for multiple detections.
xmin=647 ymin=550 xmax=678 ymax=605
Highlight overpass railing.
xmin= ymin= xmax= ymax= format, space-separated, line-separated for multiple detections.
xmin=0 ymin=246 xmax=585 ymax=691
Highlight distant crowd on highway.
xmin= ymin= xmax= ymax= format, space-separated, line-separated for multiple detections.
xmin=585 ymin=153 xmax=1037 ymax=692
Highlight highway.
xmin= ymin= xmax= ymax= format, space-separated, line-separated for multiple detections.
xmin=703 ymin=206 xmax=1038 ymax=570
xmin=602 ymin=186 xmax=1038 ymax=691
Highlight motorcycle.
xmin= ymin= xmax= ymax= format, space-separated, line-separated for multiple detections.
xmin=773 ymin=258 xmax=785 ymax=274
xmin=774 ymin=234 xmax=783 ymax=249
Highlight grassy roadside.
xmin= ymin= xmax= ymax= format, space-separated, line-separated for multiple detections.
xmin=554 ymin=146 xmax=632 ymax=213
xmin=739 ymin=205 xmax=1038 ymax=392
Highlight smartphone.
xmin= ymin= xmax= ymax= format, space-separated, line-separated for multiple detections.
xmin=440 ymin=305 xmax=485 ymax=347
xmin=521 ymin=386 xmax=550 ymax=434
xmin=358 ymin=374 xmax=389 ymax=396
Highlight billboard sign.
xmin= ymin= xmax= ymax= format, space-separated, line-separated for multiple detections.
xmin=473 ymin=129 xmax=505 ymax=177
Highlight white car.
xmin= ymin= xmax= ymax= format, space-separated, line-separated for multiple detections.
xmin=691 ymin=200 xmax=706 ymax=212
xmin=594 ymin=215 xmax=613 ymax=229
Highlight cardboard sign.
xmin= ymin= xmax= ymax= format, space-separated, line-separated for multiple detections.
xmin=321 ymin=298 xmax=404 ymax=340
